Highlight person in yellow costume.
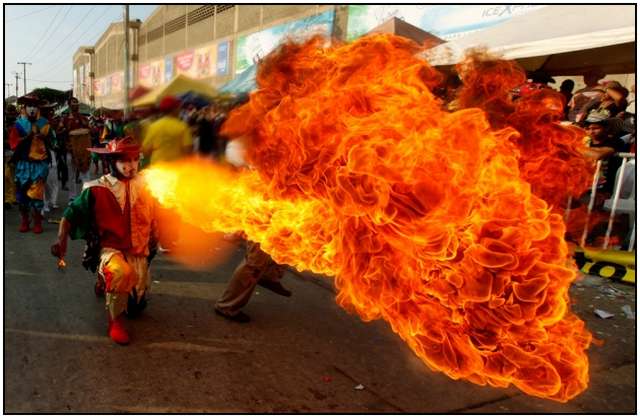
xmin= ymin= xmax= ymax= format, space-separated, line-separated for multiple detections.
xmin=142 ymin=96 xmax=193 ymax=252
xmin=142 ymin=96 xmax=193 ymax=165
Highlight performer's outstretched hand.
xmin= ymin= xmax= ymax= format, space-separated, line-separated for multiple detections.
xmin=51 ymin=239 xmax=66 ymax=259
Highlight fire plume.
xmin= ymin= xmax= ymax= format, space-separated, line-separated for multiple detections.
xmin=144 ymin=34 xmax=592 ymax=402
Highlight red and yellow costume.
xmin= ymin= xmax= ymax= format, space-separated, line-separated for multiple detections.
xmin=54 ymin=137 xmax=159 ymax=344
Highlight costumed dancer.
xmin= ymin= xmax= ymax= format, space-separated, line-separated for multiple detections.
xmin=40 ymin=103 xmax=61 ymax=213
xmin=9 ymin=95 xmax=53 ymax=233
xmin=214 ymin=136 xmax=292 ymax=323
xmin=58 ymin=97 xmax=90 ymax=200
xmin=51 ymin=137 xmax=160 ymax=345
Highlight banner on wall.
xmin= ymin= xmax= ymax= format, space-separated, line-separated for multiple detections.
xmin=138 ymin=64 xmax=151 ymax=84
xmin=165 ymin=56 xmax=174 ymax=81
xmin=150 ymin=60 xmax=164 ymax=87
xmin=175 ymin=50 xmax=195 ymax=75
xmin=217 ymin=41 xmax=230 ymax=76
xmin=111 ymin=72 xmax=123 ymax=93
xmin=194 ymin=44 xmax=216 ymax=78
xmin=138 ymin=59 xmax=165 ymax=87
xmin=346 ymin=5 xmax=545 ymax=41
xmin=104 ymin=76 xmax=112 ymax=97
xmin=235 ymin=10 xmax=335 ymax=75
xmin=93 ymin=79 xmax=103 ymax=97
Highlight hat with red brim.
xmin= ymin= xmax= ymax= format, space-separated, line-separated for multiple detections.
xmin=87 ymin=136 xmax=140 ymax=155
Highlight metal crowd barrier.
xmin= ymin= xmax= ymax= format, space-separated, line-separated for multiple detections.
xmin=569 ymin=152 xmax=636 ymax=251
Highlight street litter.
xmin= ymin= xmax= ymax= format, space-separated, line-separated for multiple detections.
xmin=621 ymin=305 xmax=635 ymax=319
xmin=594 ymin=309 xmax=615 ymax=319
xmin=354 ymin=384 xmax=365 ymax=390
xmin=153 ymin=280 xmax=160 ymax=284
xmin=603 ymin=286 xmax=624 ymax=296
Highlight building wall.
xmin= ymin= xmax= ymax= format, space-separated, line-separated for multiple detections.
xmin=74 ymin=5 xmax=342 ymax=108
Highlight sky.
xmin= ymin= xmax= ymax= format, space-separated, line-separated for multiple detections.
xmin=4 ymin=4 xmax=158 ymax=97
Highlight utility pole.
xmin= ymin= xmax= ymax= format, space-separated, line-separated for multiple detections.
xmin=123 ymin=5 xmax=130 ymax=118
xmin=17 ymin=62 xmax=32 ymax=95
xmin=4 ymin=83 xmax=12 ymax=100
xmin=13 ymin=72 xmax=20 ymax=97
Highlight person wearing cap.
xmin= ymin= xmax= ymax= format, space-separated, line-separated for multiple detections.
xmin=142 ymin=95 xmax=193 ymax=166
xmin=578 ymin=80 xmax=629 ymax=124
xmin=51 ymin=137 xmax=160 ymax=345
xmin=567 ymin=69 xmax=606 ymax=123
xmin=9 ymin=94 xmax=53 ymax=233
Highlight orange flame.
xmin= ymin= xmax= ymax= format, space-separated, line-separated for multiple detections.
xmin=143 ymin=35 xmax=592 ymax=402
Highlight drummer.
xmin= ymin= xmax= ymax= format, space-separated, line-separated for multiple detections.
xmin=57 ymin=97 xmax=90 ymax=200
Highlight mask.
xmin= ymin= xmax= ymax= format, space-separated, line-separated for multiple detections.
xmin=115 ymin=156 xmax=140 ymax=179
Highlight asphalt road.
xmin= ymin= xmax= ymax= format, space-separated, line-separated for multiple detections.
xmin=3 ymin=200 xmax=637 ymax=413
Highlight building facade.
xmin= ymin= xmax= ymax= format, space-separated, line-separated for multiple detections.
xmin=74 ymin=5 xmax=348 ymax=109
xmin=73 ymin=4 xmax=562 ymax=109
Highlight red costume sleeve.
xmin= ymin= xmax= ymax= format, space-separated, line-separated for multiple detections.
xmin=9 ymin=126 xmax=21 ymax=151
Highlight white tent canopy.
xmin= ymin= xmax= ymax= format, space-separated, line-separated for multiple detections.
xmin=423 ymin=5 xmax=635 ymax=75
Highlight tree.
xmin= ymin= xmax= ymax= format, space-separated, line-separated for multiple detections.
xmin=28 ymin=88 xmax=72 ymax=106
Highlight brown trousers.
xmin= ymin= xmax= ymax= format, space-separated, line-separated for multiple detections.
xmin=215 ymin=241 xmax=284 ymax=316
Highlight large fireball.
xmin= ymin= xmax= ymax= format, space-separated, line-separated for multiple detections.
xmin=144 ymin=34 xmax=593 ymax=402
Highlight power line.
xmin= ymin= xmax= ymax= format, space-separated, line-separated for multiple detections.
xmin=32 ymin=6 xmax=116 ymax=78
xmin=46 ymin=6 xmax=97 ymax=55
xmin=5 ymin=5 xmax=56 ymax=22
xmin=23 ymin=5 xmax=70 ymax=62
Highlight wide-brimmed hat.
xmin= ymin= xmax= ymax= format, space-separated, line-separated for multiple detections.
xmin=17 ymin=94 xmax=45 ymax=106
xmin=87 ymin=136 xmax=140 ymax=156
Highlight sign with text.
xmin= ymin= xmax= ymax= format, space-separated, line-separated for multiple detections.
xmin=346 ymin=5 xmax=545 ymax=41
xmin=235 ymin=10 xmax=335 ymax=75
xmin=164 ymin=56 xmax=174 ymax=81
xmin=175 ymin=50 xmax=195 ymax=73
xmin=216 ymin=40 xmax=230 ymax=76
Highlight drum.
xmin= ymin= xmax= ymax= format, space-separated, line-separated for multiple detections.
xmin=69 ymin=128 xmax=91 ymax=173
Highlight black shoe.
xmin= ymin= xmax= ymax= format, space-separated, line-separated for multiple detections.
xmin=94 ymin=279 xmax=105 ymax=297
xmin=257 ymin=280 xmax=292 ymax=297
xmin=126 ymin=292 xmax=147 ymax=318
xmin=214 ymin=307 xmax=251 ymax=323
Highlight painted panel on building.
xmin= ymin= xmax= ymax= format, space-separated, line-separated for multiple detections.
xmin=217 ymin=41 xmax=230 ymax=76
xmin=175 ymin=50 xmax=195 ymax=75
xmin=139 ymin=64 xmax=151 ymax=85
xmin=104 ymin=76 xmax=112 ymax=97
xmin=139 ymin=59 xmax=165 ymax=87
xmin=93 ymin=79 xmax=103 ymax=97
xmin=346 ymin=5 xmax=545 ymax=41
xmin=235 ymin=10 xmax=335 ymax=75
xmin=165 ymin=56 xmax=174 ymax=81
xmin=194 ymin=44 xmax=216 ymax=78
xmin=111 ymin=72 xmax=123 ymax=93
